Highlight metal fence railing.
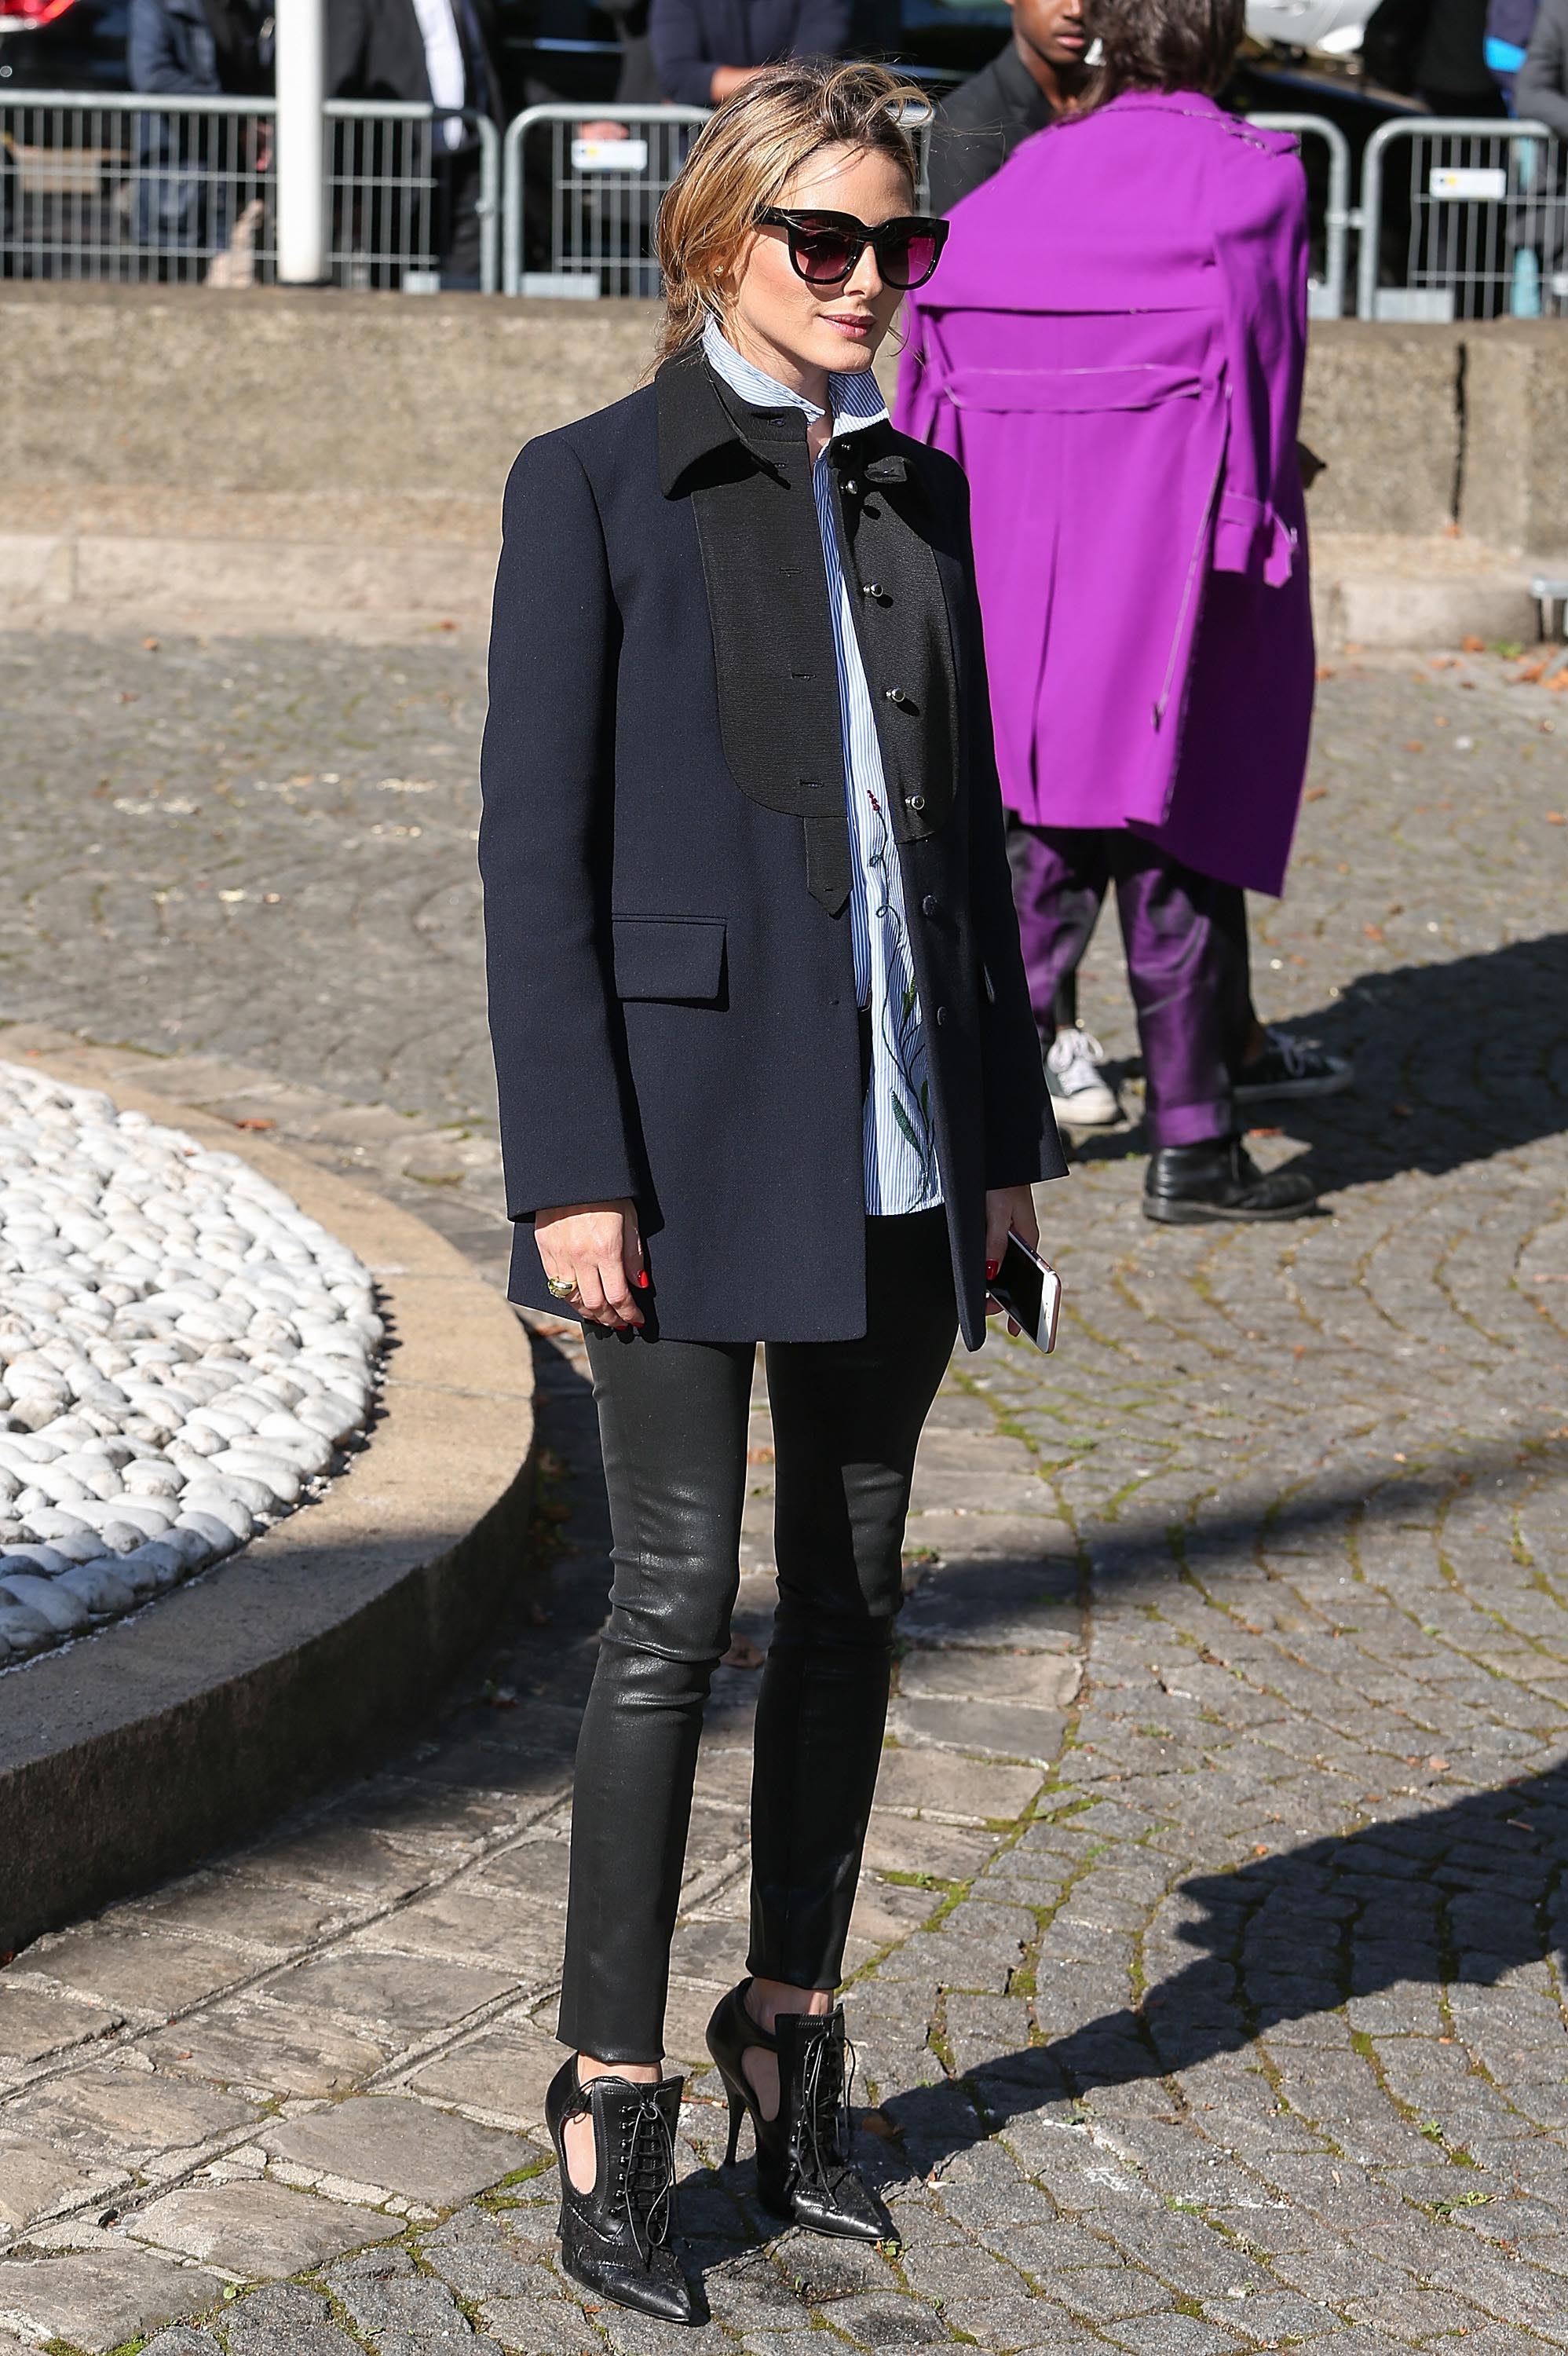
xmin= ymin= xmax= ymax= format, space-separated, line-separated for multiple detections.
xmin=1356 ymin=115 xmax=1567 ymax=320
xmin=0 ymin=93 xmax=499 ymax=291
xmin=501 ymin=100 xmax=935 ymax=298
xmin=501 ymin=102 xmax=711 ymax=299
xmin=1245 ymin=112 xmax=1352 ymax=320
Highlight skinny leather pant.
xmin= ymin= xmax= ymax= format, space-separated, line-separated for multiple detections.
xmin=1007 ymin=819 xmax=1252 ymax=1148
xmin=561 ymin=1210 xmax=956 ymax=2065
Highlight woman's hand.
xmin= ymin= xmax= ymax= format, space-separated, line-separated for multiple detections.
xmin=985 ymin=1183 xmax=1040 ymax=1334
xmin=535 ymin=1199 xmax=646 ymax=1330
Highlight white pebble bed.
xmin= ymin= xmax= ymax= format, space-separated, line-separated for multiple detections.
xmin=0 ymin=1062 xmax=381 ymax=1668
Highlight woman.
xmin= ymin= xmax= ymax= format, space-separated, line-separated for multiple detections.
xmin=481 ymin=59 xmax=1064 ymax=2324
xmin=897 ymin=0 xmax=1319 ymax=1223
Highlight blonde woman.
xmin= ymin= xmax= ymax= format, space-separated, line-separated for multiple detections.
xmin=480 ymin=59 xmax=1065 ymax=2323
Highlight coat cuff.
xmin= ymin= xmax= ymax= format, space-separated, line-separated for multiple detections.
xmin=1213 ymin=490 xmax=1297 ymax=588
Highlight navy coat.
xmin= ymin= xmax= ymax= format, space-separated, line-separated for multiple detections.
xmin=479 ymin=346 xmax=1064 ymax=1350
xmin=649 ymin=0 xmax=848 ymax=106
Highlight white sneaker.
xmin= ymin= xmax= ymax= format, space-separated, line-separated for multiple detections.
xmin=1044 ymin=1026 xmax=1120 ymax=1126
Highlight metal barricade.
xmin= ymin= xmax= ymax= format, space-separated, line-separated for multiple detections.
xmin=503 ymin=103 xmax=711 ymax=298
xmin=1245 ymin=111 xmax=1352 ymax=319
xmin=1356 ymin=115 xmax=1566 ymax=320
xmin=0 ymin=93 xmax=499 ymax=292
xmin=502 ymin=100 xmax=933 ymax=297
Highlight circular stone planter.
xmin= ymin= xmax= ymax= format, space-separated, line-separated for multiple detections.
xmin=0 ymin=1059 xmax=383 ymax=1664
xmin=0 ymin=1056 xmax=535 ymax=1959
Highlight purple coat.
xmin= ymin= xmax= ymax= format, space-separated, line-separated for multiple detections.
xmin=895 ymin=90 xmax=1315 ymax=897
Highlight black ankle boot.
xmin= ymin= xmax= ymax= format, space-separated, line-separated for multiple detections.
xmin=706 ymin=1981 xmax=885 ymax=2241
xmin=1143 ymin=1137 xmax=1317 ymax=1224
xmin=544 ymin=2056 xmax=700 ymax=2322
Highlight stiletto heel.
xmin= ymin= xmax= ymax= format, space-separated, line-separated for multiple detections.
xmin=722 ymin=2067 xmax=748 ymax=2166
xmin=705 ymin=1978 xmax=886 ymax=2242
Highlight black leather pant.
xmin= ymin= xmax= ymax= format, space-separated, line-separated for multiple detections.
xmin=560 ymin=1210 xmax=957 ymax=2064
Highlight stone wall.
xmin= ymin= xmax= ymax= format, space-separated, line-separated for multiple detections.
xmin=2 ymin=285 xmax=1566 ymax=554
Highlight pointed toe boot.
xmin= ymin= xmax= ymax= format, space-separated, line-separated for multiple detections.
xmin=545 ymin=2056 xmax=701 ymax=2323
xmin=707 ymin=1981 xmax=887 ymax=2242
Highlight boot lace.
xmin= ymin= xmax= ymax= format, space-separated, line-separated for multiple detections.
xmin=618 ymin=2091 xmax=676 ymax=2261
xmin=797 ymin=2020 xmax=857 ymax=2186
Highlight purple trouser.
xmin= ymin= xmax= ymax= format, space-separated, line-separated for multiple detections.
xmin=1007 ymin=821 xmax=1250 ymax=1150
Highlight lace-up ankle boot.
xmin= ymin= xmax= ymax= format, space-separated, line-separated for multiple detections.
xmin=545 ymin=2056 xmax=699 ymax=2322
xmin=706 ymin=1981 xmax=886 ymax=2241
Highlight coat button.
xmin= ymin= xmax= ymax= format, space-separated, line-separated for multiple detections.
xmin=908 ymin=793 xmax=926 ymax=812
xmin=861 ymin=581 xmax=883 ymax=598
xmin=843 ymin=478 xmax=860 ymax=496
xmin=935 ymin=1005 xmax=948 ymax=1026
xmin=883 ymin=686 xmax=909 ymax=706
xmin=921 ymin=894 xmax=939 ymax=917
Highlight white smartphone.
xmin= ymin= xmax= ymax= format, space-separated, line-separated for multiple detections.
xmin=989 ymin=1231 xmax=1062 ymax=1354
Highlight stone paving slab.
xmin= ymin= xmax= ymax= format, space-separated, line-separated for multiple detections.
xmin=0 ymin=630 xmax=1565 ymax=2355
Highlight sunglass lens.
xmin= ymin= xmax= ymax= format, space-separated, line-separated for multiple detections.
xmin=794 ymin=226 xmax=856 ymax=282
xmin=884 ymin=229 xmax=939 ymax=288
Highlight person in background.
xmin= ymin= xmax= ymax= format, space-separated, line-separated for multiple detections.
xmin=327 ymin=0 xmax=503 ymax=283
xmin=649 ymin=0 xmax=848 ymax=108
xmin=917 ymin=0 xmax=1350 ymax=1136
xmin=1486 ymin=0 xmax=1541 ymax=104
xmin=1517 ymin=0 xmax=1568 ymax=120
xmin=128 ymin=0 xmax=270 ymax=264
xmin=898 ymin=0 xmax=1322 ymax=1223
xmin=1416 ymin=0 xmax=1509 ymax=108
xmin=926 ymin=0 xmax=1089 ymax=217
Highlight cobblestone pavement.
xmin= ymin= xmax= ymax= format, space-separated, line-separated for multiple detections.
xmin=0 ymin=631 xmax=1566 ymax=2356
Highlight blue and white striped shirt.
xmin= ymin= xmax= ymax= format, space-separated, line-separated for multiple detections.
xmin=703 ymin=320 xmax=943 ymax=1219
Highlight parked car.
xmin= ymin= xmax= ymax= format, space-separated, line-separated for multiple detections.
xmin=0 ymin=0 xmax=128 ymax=93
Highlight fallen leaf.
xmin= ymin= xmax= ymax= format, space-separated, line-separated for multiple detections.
xmin=861 ymin=2109 xmax=903 ymax=2141
xmin=1511 ymin=659 xmax=1550 ymax=685
xmin=1404 ymin=740 xmax=1425 ymax=753
xmin=1428 ymin=1755 xmax=1449 ymax=1772
xmin=1364 ymin=923 xmax=1384 ymax=942
xmin=1461 ymin=635 xmax=1486 ymax=652
xmin=232 ymin=1116 xmax=276 ymax=1132
xmin=1314 ymin=664 xmax=1336 ymax=681
xmin=1392 ymin=1101 xmax=1413 ymax=1118
xmin=1253 ymin=1842 xmax=1269 ymax=1856
xmin=1548 ymin=812 xmax=1566 ymax=825
xmin=142 ymin=635 xmax=159 ymax=652
xmin=747 ymin=1445 xmax=775 ymax=1465
xmin=1304 ymin=785 xmax=1329 ymax=802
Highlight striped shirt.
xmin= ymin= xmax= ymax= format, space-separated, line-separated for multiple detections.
xmin=702 ymin=320 xmax=943 ymax=1219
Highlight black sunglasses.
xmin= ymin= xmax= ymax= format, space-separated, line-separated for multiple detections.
xmin=756 ymin=207 xmax=948 ymax=292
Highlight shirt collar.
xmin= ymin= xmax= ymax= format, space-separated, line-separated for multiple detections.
xmin=702 ymin=316 xmax=889 ymax=441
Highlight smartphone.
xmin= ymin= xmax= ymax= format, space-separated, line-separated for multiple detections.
xmin=989 ymin=1231 xmax=1062 ymax=1354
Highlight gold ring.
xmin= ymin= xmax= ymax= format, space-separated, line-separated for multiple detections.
xmin=546 ymin=1275 xmax=577 ymax=1301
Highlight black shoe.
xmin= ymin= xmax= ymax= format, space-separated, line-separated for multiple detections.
xmin=1235 ymin=1027 xmax=1354 ymax=1104
xmin=544 ymin=2056 xmax=700 ymax=2323
xmin=1143 ymin=1138 xmax=1317 ymax=1224
xmin=706 ymin=1981 xmax=886 ymax=2241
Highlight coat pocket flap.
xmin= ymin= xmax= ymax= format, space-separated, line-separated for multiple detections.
xmin=945 ymin=364 xmax=1212 ymax=414
xmin=611 ymin=915 xmax=727 ymax=1002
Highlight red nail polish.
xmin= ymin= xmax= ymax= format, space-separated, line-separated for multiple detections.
xmin=636 ymin=1271 xmax=649 ymax=1290
xmin=985 ymin=1260 xmax=1000 ymax=1281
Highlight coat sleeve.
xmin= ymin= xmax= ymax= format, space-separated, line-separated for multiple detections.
xmin=1517 ymin=0 xmax=1568 ymax=136
xmin=129 ymin=0 xmax=214 ymax=90
xmin=949 ymin=478 xmax=1067 ymax=1191
xmin=649 ymin=0 xmax=715 ymax=107
xmin=479 ymin=434 xmax=641 ymax=1221
xmin=1209 ymin=134 xmax=1310 ymax=589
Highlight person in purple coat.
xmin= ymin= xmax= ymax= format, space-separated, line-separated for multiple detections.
xmin=897 ymin=0 xmax=1323 ymax=1223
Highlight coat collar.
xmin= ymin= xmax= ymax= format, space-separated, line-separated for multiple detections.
xmin=656 ymin=338 xmax=899 ymax=499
